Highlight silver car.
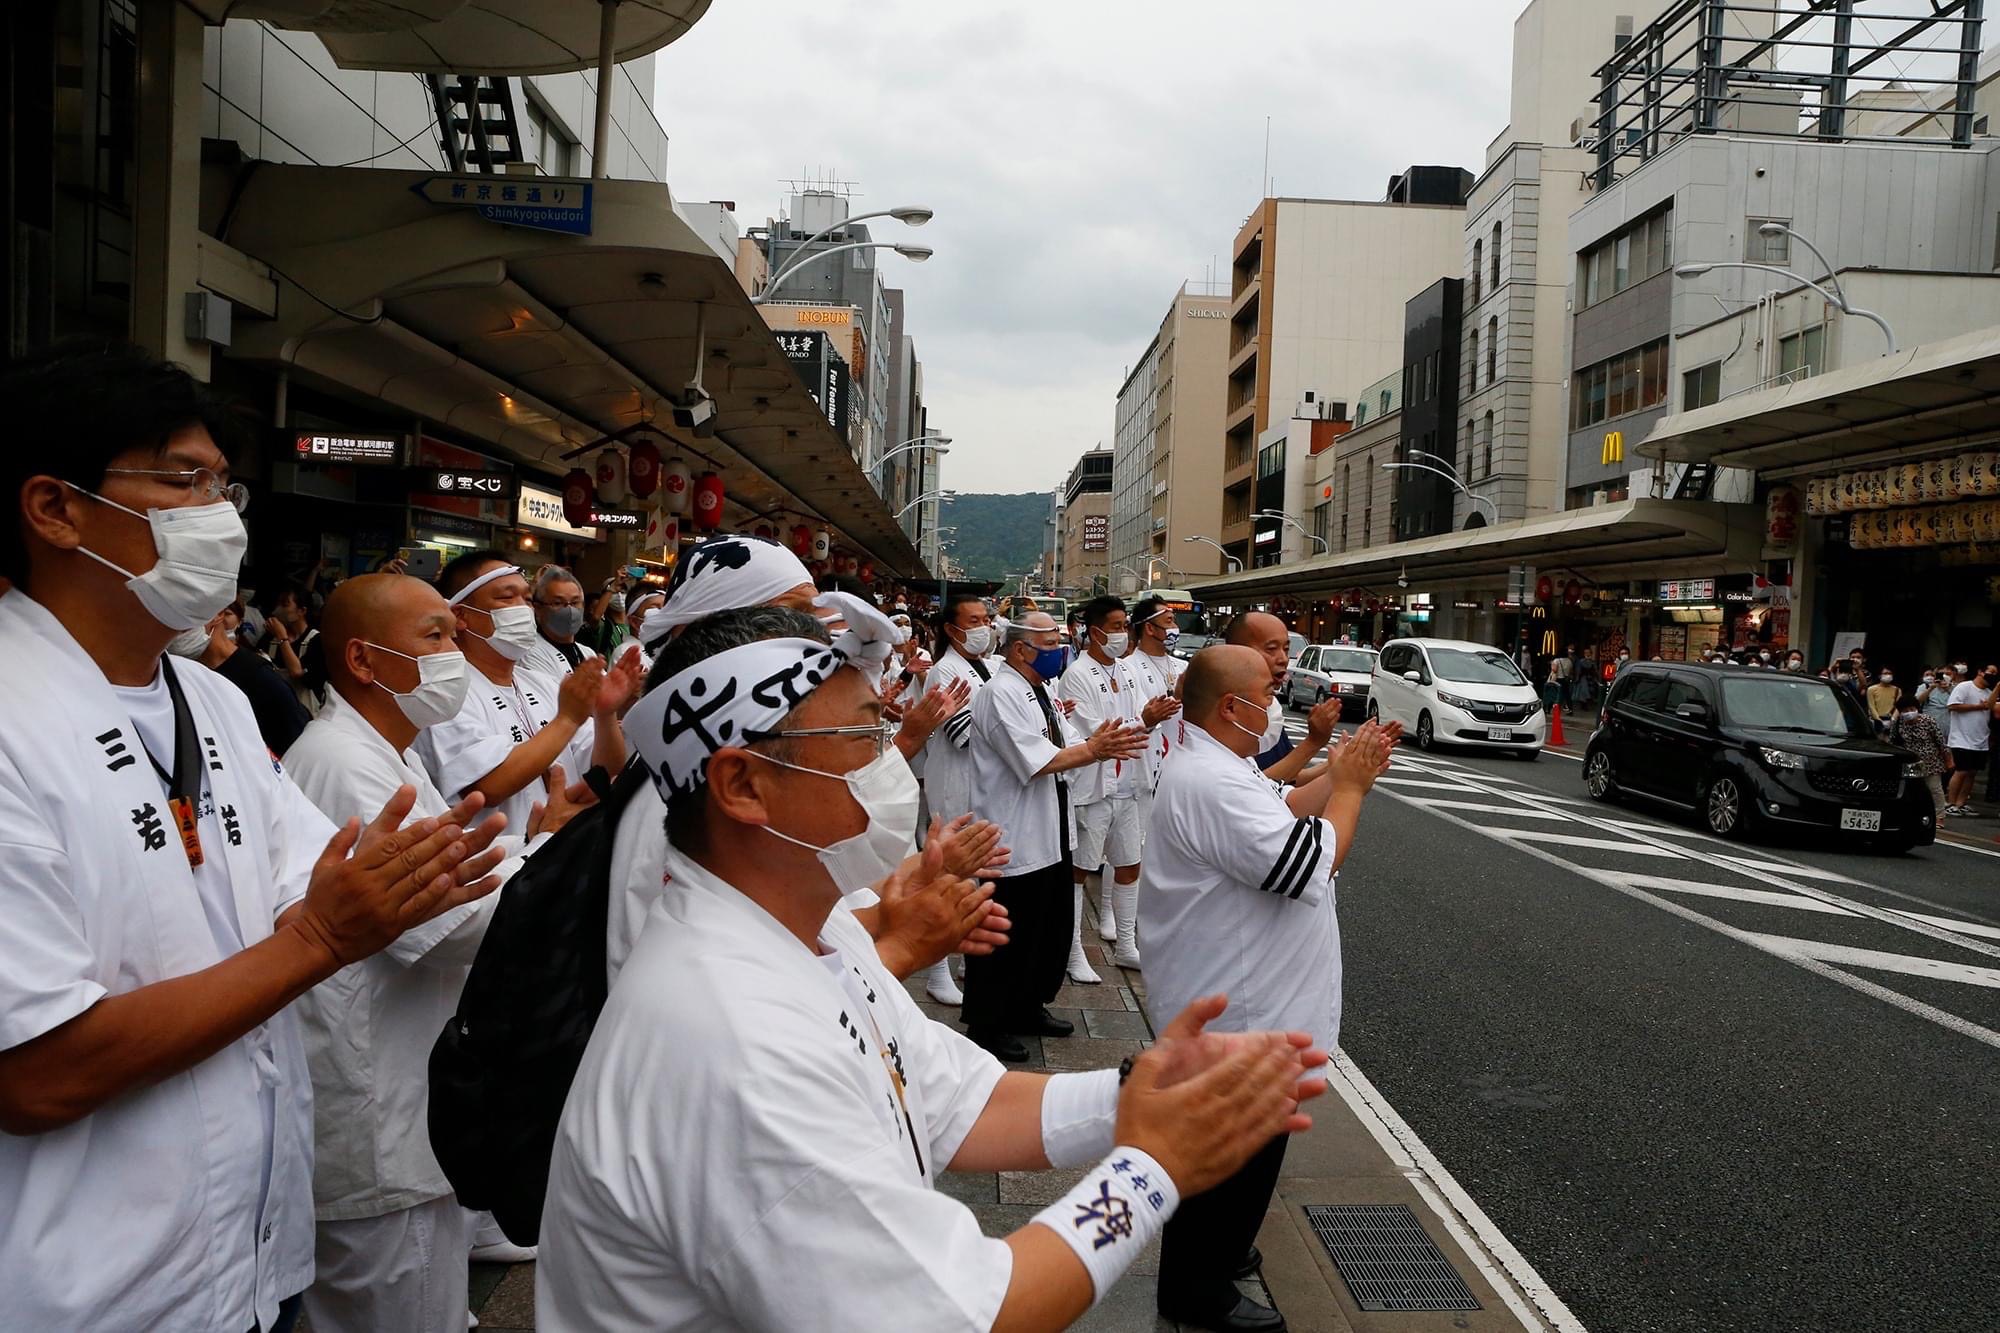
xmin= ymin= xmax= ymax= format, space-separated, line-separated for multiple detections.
xmin=1285 ymin=644 xmax=1380 ymax=717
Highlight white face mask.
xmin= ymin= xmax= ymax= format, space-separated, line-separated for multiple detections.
xmin=752 ymin=746 xmax=921 ymax=896
xmin=958 ymin=624 xmax=993 ymax=657
xmin=70 ymin=489 xmax=247 ymax=631
xmin=1223 ymin=694 xmax=1279 ymax=749
xmin=464 ymin=602 xmax=540 ymax=661
xmin=367 ymin=644 xmax=471 ymax=729
xmin=167 ymin=624 xmax=215 ymax=658
xmin=1162 ymin=626 xmax=1181 ymax=648
xmin=1098 ymin=631 xmax=1129 ymax=658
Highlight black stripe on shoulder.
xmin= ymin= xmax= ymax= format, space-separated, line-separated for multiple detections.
xmin=1259 ymin=820 xmax=1312 ymax=894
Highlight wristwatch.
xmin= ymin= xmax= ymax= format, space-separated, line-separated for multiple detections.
xmin=1117 ymin=1055 xmax=1135 ymax=1086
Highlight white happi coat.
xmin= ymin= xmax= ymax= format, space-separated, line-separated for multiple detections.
xmin=1140 ymin=722 xmax=1343 ymax=1051
xmin=414 ymin=660 xmax=595 ymax=838
xmin=1058 ymin=651 xmax=1144 ymax=806
xmin=1126 ymin=650 xmax=1185 ymax=790
xmin=0 ymin=591 xmax=324 ymax=1332
xmin=518 ymin=634 xmax=597 ymax=683
xmin=283 ymin=692 xmax=540 ymax=1222
xmin=538 ymin=851 xmax=1011 ymax=1332
xmin=920 ymin=646 xmax=992 ymax=823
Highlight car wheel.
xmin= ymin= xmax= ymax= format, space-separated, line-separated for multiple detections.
xmin=1584 ymin=748 xmax=1617 ymax=799
xmin=1702 ymin=772 xmax=1753 ymax=839
xmin=1416 ymin=711 xmax=1436 ymax=750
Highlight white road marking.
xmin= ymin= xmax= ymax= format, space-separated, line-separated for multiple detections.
xmin=1713 ymin=855 xmax=1866 ymax=886
xmin=1332 ymin=1053 xmax=1585 ymax=1333
xmin=1377 ymin=776 xmax=1484 ymax=792
xmin=1420 ymin=800 xmax=1576 ymax=821
xmin=1491 ymin=830 xmax=1688 ymax=858
xmin=1889 ymin=911 xmax=2000 ymax=942
xmin=1613 ymin=873 xmax=1858 ymax=917
xmin=1747 ymin=935 xmax=2000 ymax=990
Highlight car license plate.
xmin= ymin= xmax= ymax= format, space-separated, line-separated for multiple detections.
xmin=1486 ymin=726 xmax=1513 ymax=741
xmin=1839 ymin=808 xmax=1882 ymax=832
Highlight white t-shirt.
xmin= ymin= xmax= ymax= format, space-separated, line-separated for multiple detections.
xmin=414 ymin=661 xmax=596 ymax=836
xmin=1947 ymin=679 xmax=1993 ymax=751
xmin=537 ymin=851 xmax=1010 ymax=1332
xmin=1139 ymin=723 xmax=1342 ymax=1050
xmin=967 ymin=661 xmax=1080 ymax=876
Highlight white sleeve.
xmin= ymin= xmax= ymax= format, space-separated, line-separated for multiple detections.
xmin=930 ymin=662 xmax=976 ymax=750
xmin=1059 ymin=662 xmax=1110 ymax=733
xmin=0 ymin=773 xmax=104 ymax=1051
xmin=413 ymin=708 xmax=516 ymax=803
xmin=880 ymin=974 xmax=1007 ymax=1168
xmin=262 ymin=758 xmax=340 ymax=918
xmin=1201 ymin=770 xmax=1336 ymax=906
xmin=977 ymin=686 xmax=1060 ymax=785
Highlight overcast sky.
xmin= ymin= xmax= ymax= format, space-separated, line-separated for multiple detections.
xmin=652 ymin=2 xmax=1521 ymax=494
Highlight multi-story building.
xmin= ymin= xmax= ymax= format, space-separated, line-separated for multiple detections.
xmin=1060 ymin=450 xmax=1115 ymax=596
xmin=1110 ymin=337 xmax=1161 ymax=588
xmin=1458 ymin=0 xmax=1676 ymax=529
xmin=1396 ymin=278 xmax=1466 ymax=540
xmin=1223 ymin=169 xmax=1471 ymax=567
xmin=1315 ymin=369 xmax=1402 ymax=557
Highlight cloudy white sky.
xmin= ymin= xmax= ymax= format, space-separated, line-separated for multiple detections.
xmin=653 ymin=2 xmax=1521 ymax=494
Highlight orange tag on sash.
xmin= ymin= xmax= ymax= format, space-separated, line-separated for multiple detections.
xmin=170 ymin=795 xmax=204 ymax=868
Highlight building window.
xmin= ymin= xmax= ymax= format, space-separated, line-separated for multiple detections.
xmin=1354 ymin=401 xmax=1369 ymax=426
xmin=1257 ymin=440 xmax=1286 ymax=479
xmin=1464 ymin=419 xmax=1475 ymax=480
xmin=526 ymin=97 xmax=576 ymax=176
xmin=1468 ymin=328 xmax=1478 ymax=391
xmin=1341 ymin=463 xmax=1352 ymax=552
xmin=1490 ymin=221 xmax=1502 ymax=288
xmin=1778 ymin=325 xmax=1826 ymax=380
xmin=1380 ymin=388 xmax=1392 ymax=416
xmin=1486 ymin=316 xmax=1498 ymax=384
xmin=1579 ymin=206 xmax=1673 ymax=308
xmin=1362 ymin=454 xmax=1373 ymax=549
xmin=1312 ymin=500 xmax=1331 ymax=549
xmin=1483 ymin=410 xmax=1495 ymax=479
xmin=1683 ymin=360 xmax=1722 ymax=409
xmin=1471 ymin=239 xmax=1483 ymax=304
xmin=1746 ymin=218 xmax=1790 ymax=265
xmin=1570 ymin=336 xmax=1670 ymax=430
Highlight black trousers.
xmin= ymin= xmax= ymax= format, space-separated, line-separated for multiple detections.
xmin=961 ymin=859 xmax=1073 ymax=1032
xmin=1157 ymin=1134 xmax=1291 ymax=1311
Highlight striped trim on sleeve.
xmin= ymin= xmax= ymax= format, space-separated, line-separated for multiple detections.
xmin=1258 ymin=819 xmax=1325 ymax=901
xmin=942 ymin=707 xmax=975 ymax=747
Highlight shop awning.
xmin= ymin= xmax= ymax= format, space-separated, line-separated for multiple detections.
xmin=219 ymin=163 xmax=923 ymax=577
xmin=187 ymin=1 xmax=711 ymax=77
xmin=1636 ymin=325 xmax=2000 ymax=472
xmin=1186 ymin=500 xmax=1765 ymax=602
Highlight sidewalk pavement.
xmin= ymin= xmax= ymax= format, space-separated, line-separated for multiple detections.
xmin=463 ymin=889 xmax=1558 ymax=1332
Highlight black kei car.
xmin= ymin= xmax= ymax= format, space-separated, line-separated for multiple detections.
xmin=1582 ymin=662 xmax=1937 ymax=852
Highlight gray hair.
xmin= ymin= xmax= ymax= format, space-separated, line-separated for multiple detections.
xmin=999 ymin=612 xmax=1056 ymax=649
xmin=533 ymin=564 xmax=582 ymax=598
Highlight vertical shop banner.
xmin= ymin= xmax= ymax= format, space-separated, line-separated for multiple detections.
xmin=778 ymin=330 xmax=852 ymax=443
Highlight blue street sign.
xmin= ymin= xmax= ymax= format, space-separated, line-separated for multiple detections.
xmin=412 ymin=176 xmax=593 ymax=236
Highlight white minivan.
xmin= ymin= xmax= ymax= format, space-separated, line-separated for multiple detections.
xmin=1368 ymin=637 xmax=1547 ymax=756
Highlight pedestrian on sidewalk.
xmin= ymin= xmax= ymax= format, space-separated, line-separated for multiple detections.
xmin=1140 ymin=646 xmax=1399 ymax=1332
xmin=1944 ymin=664 xmax=1996 ymax=815
xmin=537 ymin=604 xmax=1331 ymax=1332
xmin=1866 ymin=669 xmax=1900 ymax=735
xmin=1918 ymin=666 xmax=1955 ymax=732
xmin=1888 ymin=691 xmax=1952 ymax=820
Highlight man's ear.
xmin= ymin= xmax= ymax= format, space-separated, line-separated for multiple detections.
xmin=705 ymin=749 xmax=774 ymax=829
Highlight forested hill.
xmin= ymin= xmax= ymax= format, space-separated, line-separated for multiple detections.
xmin=941 ymin=492 xmax=1048 ymax=582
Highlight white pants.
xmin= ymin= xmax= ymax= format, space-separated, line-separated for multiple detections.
xmin=1074 ymin=795 xmax=1143 ymax=870
xmin=304 ymin=1194 xmax=471 ymax=1333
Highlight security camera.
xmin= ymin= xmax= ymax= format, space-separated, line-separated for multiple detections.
xmin=669 ymin=388 xmax=717 ymax=437
xmin=1397 ymin=574 xmax=1409 ymax=589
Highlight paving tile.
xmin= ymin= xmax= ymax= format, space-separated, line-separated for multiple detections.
xmin=936 ymin=1169 xmax=997 ymax=1206
xmin=474 ymin=1262 xmax=536 ymax=1326
xmin=1053 ymin=982 xmax=1140 ymax=1011
xmin=998 ymin=1164 xmax=1092 ymax=1204
xmin=468 ymin=1260 xmax=511 ymax=1309
xmin=1042 ymin=1034 xmax=1144 ymax=1071
xmin=1082 ymin=1007 xmax=1154 ymax=1040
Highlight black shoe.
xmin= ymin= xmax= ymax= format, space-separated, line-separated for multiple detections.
xmin=968 ymin=1028 xmax=1031 ymax=1062
xmin=1232 ymin=1245 xmax=1264 ymax=1280
xmin=1022 ymin=1008 xmax=1074 ymax=1037
xmin=1158 ymin=1292 xmax=1285 ymax=1332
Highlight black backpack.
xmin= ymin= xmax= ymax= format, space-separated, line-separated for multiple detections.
xmin=428 ymin=761 xmax=649 ymax=1243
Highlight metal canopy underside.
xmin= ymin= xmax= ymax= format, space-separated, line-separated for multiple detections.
xmin=1636 ymin=326 xmax=2000 ymax=473
xmin=187 ymin=0 xmax=712 ymax=77
xmin=1186 ymin=500 xmax=1766 ymax=601
xmin=219 ymin=163 xmax=923 ymax=577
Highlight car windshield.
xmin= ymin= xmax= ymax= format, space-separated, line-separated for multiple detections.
xmin=1717 ymin=675 xmax=1869 ymax=737
xmin=1320 ymin=649 xmax=1376 ymax=673
xmin=1429 ymin=648 xmax=1526 ymax=685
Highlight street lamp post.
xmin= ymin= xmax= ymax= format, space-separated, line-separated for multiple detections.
xmin=1379 ymin=460 xmax=1498 ymax=526
xmin=1675 ymin=222 xmax=1898 ymax=355
xmin=750 ymin=241 xmax=935 ymax=305
xmin=896 ymin=489 xmax=956 ymax=520
xmin=760 ymin=205 xmax=932 ymax=295
xmin=1182 ymin=534 xmax=1243 ymax=572
xmin=1254 ymin=509 xmax=1328 ymax=555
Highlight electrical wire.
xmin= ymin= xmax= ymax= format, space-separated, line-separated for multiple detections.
xmin=323 ymin=76 xmax=448 ymax=169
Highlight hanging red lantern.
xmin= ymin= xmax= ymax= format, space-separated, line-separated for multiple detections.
xmin=859 ymin=562 xmax=875 ymax=584
xmin=691 ymin=471 xmax=724 ymax=530
xmin=811 ymin=528 xmax=832 ymax=561
xmin=660 ymin=457 xmax=692 ymax=515
xmin=593 ymin=448 xmax=630 ymax=507
xmin=561 ymin=468 xmax=594 ymax=527
xmin=790 ymin=523 xmax=813 ymax=556
xmin=627 ymin=437 xmax=662 ymax=498
xmin=753 ymin=522 xmax=776 ymax=541
xmin=1534 ymin=574 xmax=1554 ymax=605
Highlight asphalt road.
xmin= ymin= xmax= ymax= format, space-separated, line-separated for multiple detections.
xmin=1287 ymin=707 xmax=2000 ymax=1333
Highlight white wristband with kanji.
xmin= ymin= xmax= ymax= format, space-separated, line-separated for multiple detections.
xmin=1030 ymin=1146 xmax=1180 ymax=1302
xmin=1039 ymin=1068 xmax=1119 ymax=1168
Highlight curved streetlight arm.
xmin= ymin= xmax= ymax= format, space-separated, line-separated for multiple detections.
xmin=1253 ymin=509 xmax=1328 ymax=554
xmin=1407 ymin=449 xmax=1460 ymax=476
xmin=1381 ymin=461 xmax=1499 ymax=524
xmin=896 ymin=490 xmax=954 ymax=520
xmin=764 ymin=206 xmax=928 ymax=285
xmin=878 ymin=440 xmax=949 ymax=467
xmin=1763 ymin=223 xmax=1845 ymax=306
xmin=1182 ymin=534 xmax=1243 ymax=572
xmin=754 ymin=241 xmax=928 ymax=304
xmin=1675 ymin=261 xmax=1897 ymax=354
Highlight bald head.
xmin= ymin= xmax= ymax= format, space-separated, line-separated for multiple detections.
xmin=321 ymin=573 xmax=455 ymax=693
xmin=1184 ymin=644 xmax=1273 ymax=721
xmin=1225 ymin=611 xmax=1292 ymax=687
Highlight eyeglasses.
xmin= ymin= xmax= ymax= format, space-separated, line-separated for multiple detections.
xmin=746 ymin=721 xmax=893 ymax=757
xmin=103 ymin=466 xmax=250 ymax=514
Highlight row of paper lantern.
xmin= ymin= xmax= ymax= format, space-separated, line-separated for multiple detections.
xmin=1845 ymin=500 xmax=2000 ymax=548
xmin=1939 ymin=543 xmax=2000 ymax=569
xmin=1803 ymin=449 xmax=2000 ymax=514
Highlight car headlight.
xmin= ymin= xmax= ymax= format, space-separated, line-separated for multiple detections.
xmin=1435 ymin=690 xmax=1474 ymax=710
xmin=1902 ymin=760 xmax=1923 ymax=778
xmin=1758 ymin=746 xmax=1805 ymax=770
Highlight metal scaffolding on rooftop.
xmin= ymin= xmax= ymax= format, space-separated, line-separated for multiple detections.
xmin=1590 ymin=0 xmax=1987 ymax=190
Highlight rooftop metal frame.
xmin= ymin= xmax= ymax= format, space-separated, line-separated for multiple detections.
xmin=1591 ymin=0 xmax=1986 ymax=189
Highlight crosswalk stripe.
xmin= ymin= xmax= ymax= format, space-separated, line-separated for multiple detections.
xmin=1491 ymin=829 xmax=1686 ymax=857
xmin=1746 ymin=934 xmax=2000 ymax=990
xmin=1612 ymin=874 xmax=1857 ymax=917
xmin=1891 ymin=911 xmax=2000 ymax=942
xmin=1714 ymin=855 xmax=1865 ymax=886
xmin=1378 ymin=777 xmax=1484 ymax=792
xmin=1418 ymin=800 xmax=1575 ymax=821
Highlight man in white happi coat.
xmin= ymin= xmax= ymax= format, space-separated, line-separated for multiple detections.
xmin=538 ymin=602 xmax=1331 ymax=1332
xmin=1222 ymin=611 xmax=1342 ymax=784
xmin=518 ymin=563 xmax=599 ymax=681
xmin=415 ymin=551 xmax=643 ymax=838
xmin=1059 ymin=596 xmax=1180 ymax=981
xmin=0 ymin=342 xmax=506 ymax=1333
xmin=1126 ymin=594 xmax=1189 ymax=795
xmin=283 ymin=574 xmax=591 ymax=1331
xmin=1140 ymin=645 xmax=1397 ymax=1330
xmin=921 ymin=589 xmax=1000 ymax=830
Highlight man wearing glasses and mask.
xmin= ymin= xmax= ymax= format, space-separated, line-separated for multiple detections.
xmin=519 ymin=564 xmax=600 ymax=681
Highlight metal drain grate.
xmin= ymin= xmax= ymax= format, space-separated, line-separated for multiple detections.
xmin=1303 ymin=1204 xmax=1482 ymax=1312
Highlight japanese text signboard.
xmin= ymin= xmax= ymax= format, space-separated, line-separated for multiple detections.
xmin=413 ymin=175 xmax=593 ymax=236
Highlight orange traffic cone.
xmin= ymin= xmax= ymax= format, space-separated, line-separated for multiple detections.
xmin=1549 ymin=702 xmax=1566 ymax=747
